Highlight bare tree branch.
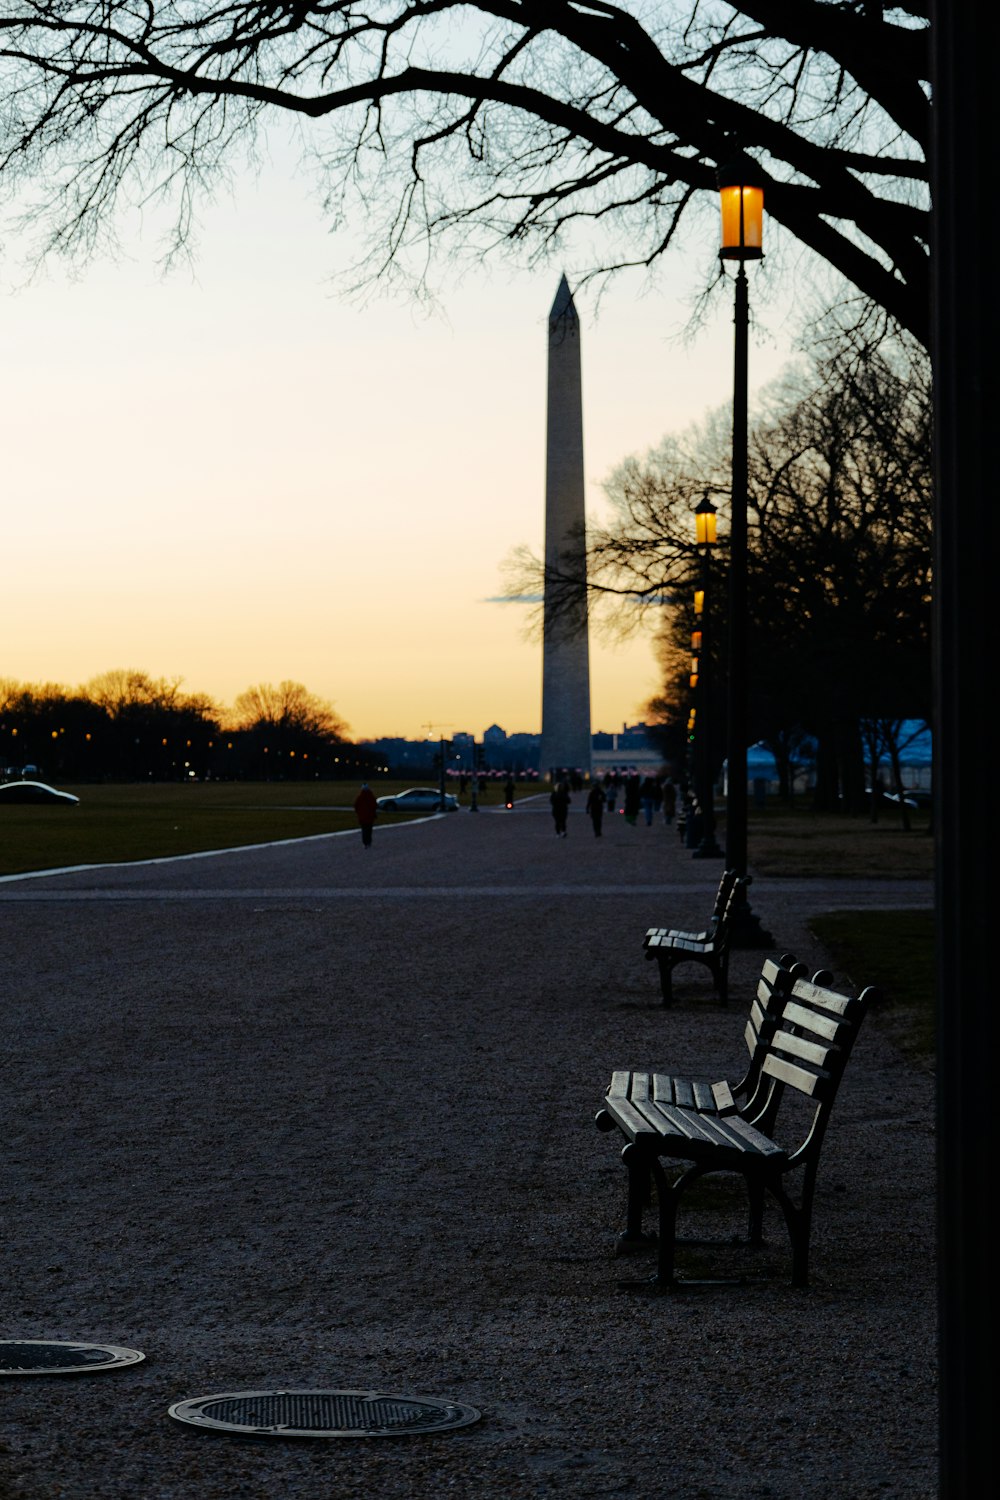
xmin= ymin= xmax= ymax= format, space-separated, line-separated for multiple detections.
xmin=1 ymin=3 xmax=930 ymax=338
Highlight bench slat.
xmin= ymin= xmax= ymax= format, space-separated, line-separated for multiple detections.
xmin=780 ymin=997 xmax=846 ymax=1042
xmin=770 ymin=1027 xmax=835 ymax=1070
xmin=657 ymin=935 xmax=720 ymax=956
xmin=607 ymin=1070 xmax=633 ymax=1104
xmin=690 ymin=1079 xmax=717 ymax=1111
xmin=672 ymin=1077 xmax=696 ymax=1110
xmin=602 ymin=1093 xmax=662 ymax=1140
xmin=761 ymin=1052 xmax=827 ymax=1096
xmin=711 ymin=1080 xmax=737 ymax=1114
xmin=649 ymin=1104 xmax=786 ymax=1161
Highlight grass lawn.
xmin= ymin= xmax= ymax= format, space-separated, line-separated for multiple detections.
xmin=739 ymin=800 xmax=935 ymax=1066
xmin=0 ymin=780 xmax=435 ymax=876
xmin=808 ymin=909 xmax=935 ymax=1066
xmin=743 ymin=799 xmax=934 ymax=879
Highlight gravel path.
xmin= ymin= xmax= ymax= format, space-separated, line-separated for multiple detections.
xmin=1 ymin=798 xmax=936 ymax=1499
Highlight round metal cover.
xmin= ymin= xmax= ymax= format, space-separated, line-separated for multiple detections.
xmin=0 ymin=1340 xmax=145 ymax=1376
xmin=168 ymin=1388 xmax=482 ymax=1438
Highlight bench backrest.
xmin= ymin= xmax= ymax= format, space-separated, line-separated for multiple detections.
xmin=754 ymin=973 xmax=880 ymax=1150
xmin=711 ymin=873 xmax=751 ymax=943
xmin=712 ymin=868 xmax=743 ymax=919
xmin=735 ymin=953 xmax=804 ymax=1109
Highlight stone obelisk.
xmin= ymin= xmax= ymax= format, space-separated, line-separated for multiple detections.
xmin=539 ymin=276 xmax=592 ymax=782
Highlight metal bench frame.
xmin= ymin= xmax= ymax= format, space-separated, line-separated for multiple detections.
xmin=599 ymin=970 xmax=878 ymax=1288
xmin=643 ymin=876 xmax=751 ymax=1005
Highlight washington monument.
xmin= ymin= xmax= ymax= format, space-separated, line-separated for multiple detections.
xmin=538 ymin=276 xmax=592 ymax=782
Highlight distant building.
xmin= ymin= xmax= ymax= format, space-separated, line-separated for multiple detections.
xmin=591 ymin=723 xmax=663 ymax=776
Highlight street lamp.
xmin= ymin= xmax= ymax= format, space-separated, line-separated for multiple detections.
xmin=717 ymin=154 xmax=772 ymax=943
xmin=692 ymin=495 xmax=723 ymax=859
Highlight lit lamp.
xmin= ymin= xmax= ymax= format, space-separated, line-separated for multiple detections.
xmin=691 ymin=493 xmax=722 ymax=859
xmin=714 ymin=154 xmax=771 ymax=933
xmin=719 ymin=161 xmax=764 ymax=262
xmin=694 ymin=492 xmax=719 ymax=545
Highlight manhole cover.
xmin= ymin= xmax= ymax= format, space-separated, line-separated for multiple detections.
xmin=168 ymin=1389 xmax=482 ymax=1438
xmin=0 ymin=1341 xmax=145 ymax=1376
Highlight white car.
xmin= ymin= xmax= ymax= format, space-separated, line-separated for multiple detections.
xmin=375 ymin=787 xmax=459 ymax=813
xmin=0 ymin=780 xmax=79 ymax=807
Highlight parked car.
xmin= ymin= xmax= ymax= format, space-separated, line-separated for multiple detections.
xmin=376 ymin=787 xmax=459 ymax=813
xmin=867 ymin=786 xmax=932 ymax=810
xmin=882 ymin=788 xmax=932 ymax=809
xmin=0 ymin=780 xmax=79 ymax=807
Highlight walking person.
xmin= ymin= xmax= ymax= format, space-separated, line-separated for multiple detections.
xmin=661 ymin=777 xmax=677 ymax=826
xmin=586 ymin=781 xmax=605 ymax=838
xmin=623 ymin=771 xmax=641 ymax=827
xmin=354 ymin=781 xmax=378 ymax=848
xmin=639 ymin=774 xmax=661 ymax=827
xmin=550 ymin=780 xmax=571 ymax=837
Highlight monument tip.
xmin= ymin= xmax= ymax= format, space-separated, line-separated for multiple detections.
xmin=550 ymin=274 xmax=577 ymax=321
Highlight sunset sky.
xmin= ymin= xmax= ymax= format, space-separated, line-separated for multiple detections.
xmin=3 ymin=134 xmax=801 ymax=743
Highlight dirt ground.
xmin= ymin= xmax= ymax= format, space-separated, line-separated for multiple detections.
xmin=0 ymin=797 xmax=936 ymax=1498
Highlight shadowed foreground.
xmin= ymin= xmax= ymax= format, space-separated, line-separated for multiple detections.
xmin=0 ymin=800 xmax=935 ymax=1498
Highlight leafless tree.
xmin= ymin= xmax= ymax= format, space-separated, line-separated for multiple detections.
xmin=82 ymin=667 xmax=185 ymax=715
xmin=231 ymin=679 xmax=349 ymax=739
xmin=1 ymin=3 xmax=929 ymax=339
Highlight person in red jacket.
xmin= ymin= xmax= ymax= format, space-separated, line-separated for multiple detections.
xmin=354 ymin=782 xmax=378 ymax=848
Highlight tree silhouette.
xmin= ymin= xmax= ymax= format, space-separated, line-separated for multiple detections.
xmin=1 ymin=3 xmax=929 ymax=339
xmin=536 ymin=322 xmax=932 ymax=805
xmin=230 ymin=680 xmax=350 ymax=778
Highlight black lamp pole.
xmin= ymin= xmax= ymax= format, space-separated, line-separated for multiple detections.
xmin=693 ymin=496 xmax=722 ymax=859
xmin=717 ymin=156 xmax=772 ymax=945
xmin=726 ymin=263 xmax=750 ymax=880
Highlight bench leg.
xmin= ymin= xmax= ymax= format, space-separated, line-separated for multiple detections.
xmin=770 ymin=1172 xmax=817 ymax=1288
xmin=616 ymin=1142 xmax=657 ymax=1254
xmin=651 ymin=1158 xmax=708 ymax=1286
xmin=653 ymin=1162 xmax=763 ymax=1288
xmin=656 ymin=956 xmax=675 ymax=1007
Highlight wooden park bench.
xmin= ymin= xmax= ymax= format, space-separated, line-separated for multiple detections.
xmin=643 ymin=874 xmax=750 ymax=1005
xmin=643 ymin=868 xmax=741 ymax=948
xmin=596 ymin=965 xmax=878 ymax=1288
xmin=598 ymin=953 xmax=815 ymax=1252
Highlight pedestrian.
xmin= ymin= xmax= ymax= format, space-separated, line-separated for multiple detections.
xmin=623 ymin=771 xmax=641 ymax=826
xmin=354 ymin=781 xmax=378 ymax=848
xmin=661 ymin=778 xmax=677 ymax=825
xmin=586 ymin=781 xmax=605 ymax=837
xmin=550 ymin=780 xmax=571 ymax=837
xmin=639 ymin=774 xmax=661 ymax=827
xmin=604 ymin=770 xmax=617 ymax=815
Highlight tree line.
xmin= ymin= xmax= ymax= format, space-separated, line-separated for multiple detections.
xmin=0 ymin=672 xmax=379 ymax=783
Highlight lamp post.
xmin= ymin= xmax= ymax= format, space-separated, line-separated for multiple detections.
xmin=717 ymin=155 xmax=772 ymax=944
xmin=692 ymin=495 xmax=723 ymax=858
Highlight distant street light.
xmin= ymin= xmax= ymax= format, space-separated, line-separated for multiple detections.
xmin=692 ymin=495 xmax=723 ymax=859
xmin=717 ymin=154 xmax=772 ymax=944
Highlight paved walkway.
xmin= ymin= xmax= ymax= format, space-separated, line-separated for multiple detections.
xmin=1 ymin=802 xmax=935 ymax=1498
